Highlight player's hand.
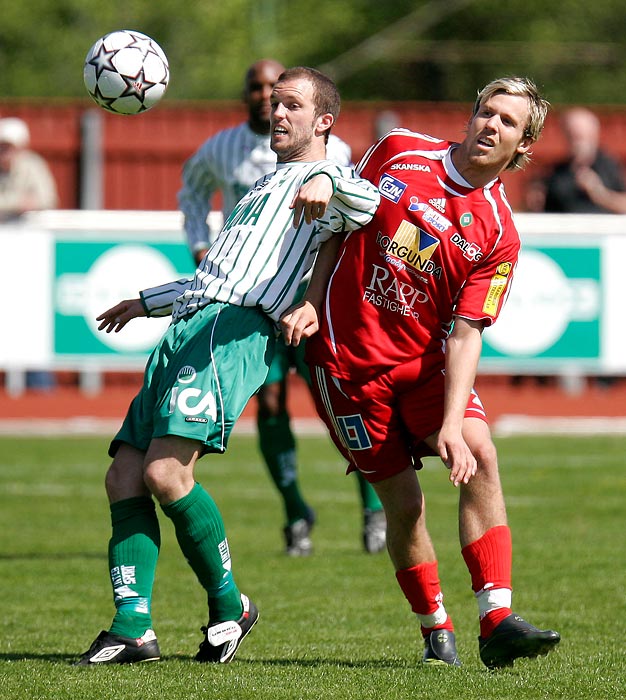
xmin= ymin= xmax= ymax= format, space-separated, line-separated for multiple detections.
xmin=290 ymin=174 xmax=334 ymax=226
xmin=574 ymin=166 xmax=605 ymax=200
xmin=436 ymin=426 xmax=477 ymax=487
xmin=280 ymin=300 xmax=319 ymax=346
xmin=96 ymin=298 xmax=146 ymax=333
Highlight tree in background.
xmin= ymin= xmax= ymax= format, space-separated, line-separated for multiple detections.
xmin=0 ymin=0 xmax=624 ymax=104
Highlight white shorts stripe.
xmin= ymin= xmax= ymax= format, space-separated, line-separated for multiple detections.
xmin=209 ymin=305 xmax=226 ymax=451
xmin=314 ymin=366 xmax=349 ymax=452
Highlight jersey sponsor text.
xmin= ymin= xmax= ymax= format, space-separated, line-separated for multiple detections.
xmin=379 ymin=174 xmax=407 ymax=203
xmin=376 ymin=223 xmax=442 ymax=279
xmin=363 ymin=264 xmax=429 ymax=319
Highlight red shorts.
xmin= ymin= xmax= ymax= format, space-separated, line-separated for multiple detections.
xmin=309 ymin=356 xmax=488 ymax=483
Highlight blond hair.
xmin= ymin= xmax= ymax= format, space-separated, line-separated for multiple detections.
xmin=472 ymin=77 xmax=550 ymax=170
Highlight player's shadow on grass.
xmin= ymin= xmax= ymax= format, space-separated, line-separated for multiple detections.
xmin=242 ymin=657 xmax=413 ymax=669
xmin=0 ymin=653 xmax=488 ymax=671
xmin=158 ymin=655 xmax=413 ymax=669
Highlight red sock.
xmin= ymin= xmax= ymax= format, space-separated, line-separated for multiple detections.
xmin=395 ymin=561 xmax=454 ymax=635
xmin=461 ymin=525 xmax=512 ymax=638
xmin=479 ymin=607 xmax=510 ymax=637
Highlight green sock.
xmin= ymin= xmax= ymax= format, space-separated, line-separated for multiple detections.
xmin=355 ymin=471 xmax=383 ymax=512
xmin=161 ymin=482 xmax=241 ymax=623
xmin=108 ymin=496 xmax=160 ymax=638
xmin=258 ymin=410 xmax=311 ymax=525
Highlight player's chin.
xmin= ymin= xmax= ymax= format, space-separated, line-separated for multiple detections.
xmin=271 ymin=140 xmax=290 ymax=159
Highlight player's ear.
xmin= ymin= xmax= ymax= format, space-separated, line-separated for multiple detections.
xmin=315 ymin=113 xmax=334 ymax=138
xmin=517 ymin=134 xmax=534 ymax=155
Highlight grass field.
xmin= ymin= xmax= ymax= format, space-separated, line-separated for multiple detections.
xmin=0 ymin=432 xmax=624 ymax=700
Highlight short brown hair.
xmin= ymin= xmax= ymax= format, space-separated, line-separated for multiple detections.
xmin=276 ymin=67 xmax=341 ymax=141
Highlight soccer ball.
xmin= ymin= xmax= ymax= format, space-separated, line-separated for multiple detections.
xmin=83 ymin=30 xmax=169 ymax=115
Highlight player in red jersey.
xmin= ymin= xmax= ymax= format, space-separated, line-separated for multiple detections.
xmin=281 ymin=77 xmax=561 ymax=669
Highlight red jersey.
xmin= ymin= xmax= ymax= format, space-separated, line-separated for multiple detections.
xmin=307 ymin=129 xmax=520 ymax=382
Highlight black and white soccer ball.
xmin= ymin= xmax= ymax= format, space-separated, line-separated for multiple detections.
xmin=83 ymin=30 xmax=170 ymax=115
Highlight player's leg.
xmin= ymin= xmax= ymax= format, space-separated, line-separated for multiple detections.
xmin=373 ymin=467 xmax=460 ymax=666
xmin=136 ymin=432 xmax=257 ymax=664
xmin=258 ymin=342 xmax=314 ymax=556
xmin=309 ymin=365 xmax=459 ymax=665
xmin=458 ymin=416 xmax=560 ymax=668
xmin=79 ymin=303 xmax=268 ymax=664
xmin=153 ymin=303 xmax=269 ymax=660
xmin=146 ymin=435 xmax=244 ymax=624
xmin=75 ymin=443 xmax=162 ymax=665
xmin=76 ymin=331 xmax=175 ymax=666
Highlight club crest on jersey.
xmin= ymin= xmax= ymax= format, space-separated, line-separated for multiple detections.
xmin=376 ymin=221 xmax=442 ymax=279
xmin=379 ymin=174 xmax=407 ymax=203
xmin=176 ymin=365 xmax=197 ymax=384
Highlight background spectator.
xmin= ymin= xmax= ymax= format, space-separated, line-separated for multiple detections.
xmin=523 ymin=107 xmax=624 ymax=389
xmin=0 ymin=117 xmax=58 ymax=390
xmin=528 ymin=107 xmax=626 ymax=214
xmin=0 ymin=117 xmax=58 ymax=221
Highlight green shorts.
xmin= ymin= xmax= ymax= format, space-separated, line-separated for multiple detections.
xmin=111 ymin=302 xmax=275 ymax=456
xmin=264 ymin=337 xmax=311 ymax=386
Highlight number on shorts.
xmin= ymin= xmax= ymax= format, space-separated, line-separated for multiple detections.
xmin=337 ymin=414 xmax=372 ymax=451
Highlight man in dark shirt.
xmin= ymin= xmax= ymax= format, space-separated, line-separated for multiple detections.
xmin=542 ymin=107 xmax=626 ymax=214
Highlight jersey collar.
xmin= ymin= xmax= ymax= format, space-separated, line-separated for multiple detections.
xmin=444 ymin=145 xmax=498 ymax=192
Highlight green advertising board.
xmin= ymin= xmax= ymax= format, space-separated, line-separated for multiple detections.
xmin=54 ymin=237 xmax=192 ymax=359
xmin=482 ymin=244 xmax=602 ymax=368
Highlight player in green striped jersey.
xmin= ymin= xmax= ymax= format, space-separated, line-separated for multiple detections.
xmin=76 ymin=67 xmax=380 ymax=666
xmin=178 ymin=60 xmax=386 ymax=557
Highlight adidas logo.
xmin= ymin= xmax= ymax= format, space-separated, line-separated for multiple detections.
xmin=428 ymin=198 xmax=446 ymax=213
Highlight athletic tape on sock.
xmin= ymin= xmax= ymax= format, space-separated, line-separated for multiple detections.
xmin=476 ymin=587 xmax=512 ymax=619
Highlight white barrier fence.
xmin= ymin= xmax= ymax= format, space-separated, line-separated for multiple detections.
xmin=1 ymin=210 xmax=625 ymax=395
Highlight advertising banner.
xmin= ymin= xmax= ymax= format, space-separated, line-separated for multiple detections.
xmin=1 ymin=212 xmax=624 ymax=377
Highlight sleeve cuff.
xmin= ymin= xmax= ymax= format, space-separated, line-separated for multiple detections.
xmin=139 ymin=292 xmax=151 ymax=317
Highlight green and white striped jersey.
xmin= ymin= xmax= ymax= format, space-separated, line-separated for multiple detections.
xmin=142 ymin=160 xmax=379 ymax=323
xmin=177 ymin=122 xmax=352 ymax=254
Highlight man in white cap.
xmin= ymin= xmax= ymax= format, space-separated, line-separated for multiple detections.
xmin=0 ymin=117 xmax=58 ymax=221
xmin=0 ymin=117 xmax=59 ymax=390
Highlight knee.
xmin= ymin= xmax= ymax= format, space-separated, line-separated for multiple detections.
xmin=104 ymin=462 xmax=119 ymax=499
xmin=469 ymin=440 xmax=502 ymax=491
xmin=473 ymin=438 xmax=498 ymax=471
xmin=105 ymin=455 xmax=148 ymax=502
xmin=143 ymin=463 xmax=168 ymax=500
xmin=143 ymin=462 xmax=193 ymax=504
xmin=387 ymin=489 xmax=425 ymax=529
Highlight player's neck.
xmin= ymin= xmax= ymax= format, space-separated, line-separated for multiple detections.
xmin=275 ymin=139 xmax=328 ymax=164
xmin=451 ymin=146 xmax=501 ymax=189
